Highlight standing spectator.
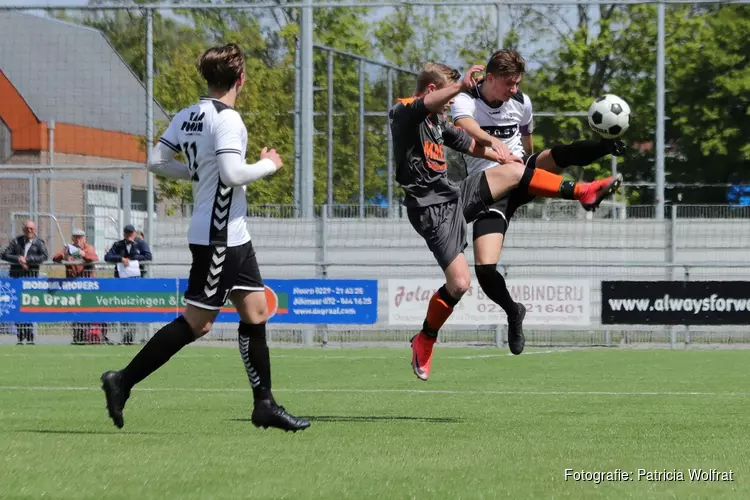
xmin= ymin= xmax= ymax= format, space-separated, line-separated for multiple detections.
xmin=1 ymin=220 xmax=48 ymax=345
xmin=53 ymin=229 xmax=98 ymax=344
xmin=105 ymin=225 xmax=152 ymax=344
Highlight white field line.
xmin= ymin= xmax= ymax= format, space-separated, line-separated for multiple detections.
xmin=0 ymin=386 xmax=747 ymax=397
xmin=0 ymin=349 xmax=568 ymax=360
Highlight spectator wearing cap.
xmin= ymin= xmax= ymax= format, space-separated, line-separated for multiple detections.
xmin=1 ymin=219 xmax=48 ymax=345
xmin=104 ymin=225 xmax=152 ymax=278
xmin=53 ymin=229 xmax=99 ymax=344
xmin=104 ymin=225 xmax=152 ymax=344
xmin=53 ymin=228 xmax=98 ymax=278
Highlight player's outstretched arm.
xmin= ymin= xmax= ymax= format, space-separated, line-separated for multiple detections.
xmin=422 ymin=65 xmax=484 ymax=114
xmin=147 ymin=142 xmax=192 ymax=180
xmin=465 ymin=139 xmax=504 ymax=163
xmin=442 ymin=123 xmax=502 ymax=164
xmin=218 ymin=147 xmax=282 ymax=188
xmin=454 ymin=116 xmax=493 ymax=148
xmin=454 ymin=116 xmax=522 ymax=165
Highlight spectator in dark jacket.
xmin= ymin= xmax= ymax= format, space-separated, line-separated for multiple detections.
xmin=105 ymin=225 xmax=152 ymax=344
xmin=1 ymin=220 xmax=48 ymax=345
xmin=104 ymin=225 xmax=152 ymax=278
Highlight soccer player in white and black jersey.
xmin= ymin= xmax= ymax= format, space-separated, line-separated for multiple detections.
xmin=451 ymin=49 xmax=624 ymax=356
xmin=100 ymin=43 xmax=309 ymax=432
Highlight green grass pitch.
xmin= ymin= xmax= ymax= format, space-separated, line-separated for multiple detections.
xmin=0 ymin=345 xmax=748 ymax=499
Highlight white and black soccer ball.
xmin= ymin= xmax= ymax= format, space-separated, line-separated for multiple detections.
xmin=587 ymin=94 xmax=631 ymax=139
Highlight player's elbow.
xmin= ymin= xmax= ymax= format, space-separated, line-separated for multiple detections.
xmin=146 ymin=156 xmax=171 ymax=176
xmin=218 ymin=169 xmax=244 ymax=188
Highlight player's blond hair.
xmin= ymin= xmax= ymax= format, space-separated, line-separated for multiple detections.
xmin=415 ymin=62 xmax=461 ymax=94
xmin=196 ymin=43 xmax=245 ymax=92
xmin=486 ymin=49 xmax=525 ymax=76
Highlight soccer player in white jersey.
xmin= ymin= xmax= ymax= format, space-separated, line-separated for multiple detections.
xmin=100 ymin=43 xmax=309 ymax=432
xmin=451 ymin=49 xmax=624 ymax=356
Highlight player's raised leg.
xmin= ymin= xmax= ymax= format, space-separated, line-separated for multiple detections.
xmin=100 ymin=303 xmax=213 ymax=429
xmin=229 ymin=248 xmax=309 ymax=432
xmin=532 ymin=138 xmax=624 ymax=175
xmin=479 ymin=161 xmax=622 ymax=213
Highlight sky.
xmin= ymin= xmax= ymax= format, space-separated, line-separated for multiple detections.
xmin=1 ymin=0 xmax=581 ymax=107
xmin=0 ymin=0 xmax=88 ymax=6
xmin=1 ymin=0 xmax=573 ymax=64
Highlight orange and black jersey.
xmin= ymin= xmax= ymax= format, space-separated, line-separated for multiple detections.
xmin=389 ymin=97 xmax=473 ymax=208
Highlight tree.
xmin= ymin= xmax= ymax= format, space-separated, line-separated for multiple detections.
xmin=665 ymin=5 xmax=750 ymax=203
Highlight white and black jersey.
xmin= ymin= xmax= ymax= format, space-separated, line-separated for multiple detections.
xmin=158 ymin=97 xmax=251 ymax=248
xmin=451 ymin=86 xmax=533 ymax=176
xmin=148 ymin=97 xmax=277 ymax=309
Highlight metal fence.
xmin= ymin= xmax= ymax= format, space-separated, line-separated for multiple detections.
xmin=4 ymin=0 xmax=747 ymax=238
xmin=1 ymin=260 xmax=748 ymax=348
xmin=3 ymin=201 xmax=750 ymax=347
xmin=0 ymin=170 xmax=135 ymax=258
xmin=2 ymin=1 xmax=749 ymax=348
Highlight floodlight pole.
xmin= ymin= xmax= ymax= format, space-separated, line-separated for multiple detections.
xmin=146 ymin=7 xmax=155 ymax=240
xmin=655 ymin=1 xmax=666 ymax=219
xmin=300 ymin=0 xmax=315 ymax=218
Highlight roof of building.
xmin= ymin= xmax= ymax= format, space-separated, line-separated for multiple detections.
xmin=0 ymin=11 xmax=169 ymax=136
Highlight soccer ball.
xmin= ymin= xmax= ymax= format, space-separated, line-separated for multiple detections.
xmin=587 ymin=94 xmax=631 ymax=139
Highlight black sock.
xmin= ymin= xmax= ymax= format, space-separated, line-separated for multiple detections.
xmin=475 ymin=264 xmax=517 ymax=316
xmin=550 ymin=139 xmax=610 ymax=168
xmin=120 ymin=316 xmax=195 ymax=390
xmin=238 ymin=322 xmax=274 ymax=402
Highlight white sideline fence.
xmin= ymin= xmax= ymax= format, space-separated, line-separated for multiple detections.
xmin=1 ymin=260 xmax=749 ymax=349
xmin=3 ymin=202 xmax=750 ymax=347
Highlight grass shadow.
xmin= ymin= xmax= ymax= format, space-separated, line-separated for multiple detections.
xmin=14 ymin=429 xmax=186 ymax=436
xmin=231 ymin=415 xmax=464 ymax=424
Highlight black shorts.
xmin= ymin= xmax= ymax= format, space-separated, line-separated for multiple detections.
xmin=184 ymin=240 xmax=264 ymax=310
xmin=472 ymin=153 xmax=540 ymax=239
xmin=407 ymin=170 xmax=490 ymax=270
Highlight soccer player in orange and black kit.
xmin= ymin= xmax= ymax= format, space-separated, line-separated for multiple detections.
xmin=390 ymin=62 xmax=621 ymax=381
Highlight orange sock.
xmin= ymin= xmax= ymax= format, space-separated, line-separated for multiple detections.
xmin=523 ymin=168 xmax=579 ymax=200
xmin=422 ymin=287 xmax=457 ymax=336
xmin=526 ymin=169 xmax=563 ymax=197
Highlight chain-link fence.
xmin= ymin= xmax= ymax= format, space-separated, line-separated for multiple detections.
xmin=1 ymin=259 xmax=749 ymax=347
xmin=0 ymin=171 xmax=136 ymax=258
xmin=5 ymin=1 xmax=746 ymax=222
xmin=1 ymin=2 xmax=748 ymax=348
xmin=3 ymin=201 xmax=750 ymax=347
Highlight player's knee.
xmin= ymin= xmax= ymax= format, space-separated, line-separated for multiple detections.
xmin=183 ymin=309 xmax=214 ymax=339
xmin=238 ymin=301 xmax=268 ymax=325
xmin=448 ymin=274 xmax=471 ymax=298
xmin=195 ymin=321 xmax=213 ymax=338
xmin=505 ymin=162 xmax=525 ymax=186
xmin=487 ymin=162 xmax=524 ymax=187
xmin=249 ymin=305 xmax=269 ymax=324
xmin=535 ymin=149 xmax=560 ymax=172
